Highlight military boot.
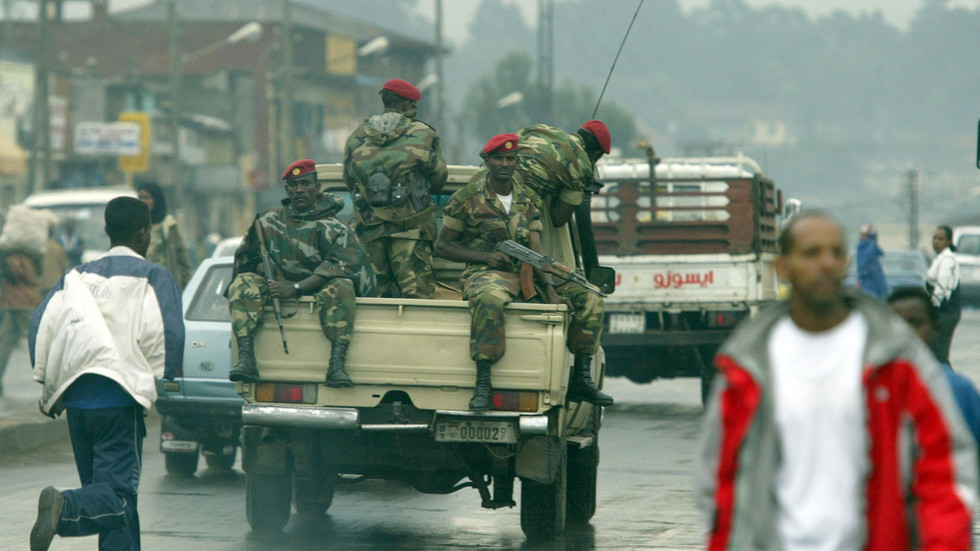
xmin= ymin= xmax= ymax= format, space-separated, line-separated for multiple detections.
xmin=469 ymin=360 xmax=493 ymax=412
xmin=325 ymin=340 xmax=353 ymax=388
xmin=567 ymin=354 xmax=614 ymax=406
xmin=228 ymin=335 xmax=259 ymax=382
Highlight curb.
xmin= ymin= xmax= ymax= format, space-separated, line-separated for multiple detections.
xmin=0 ymin=410 xmax=69 ymax=462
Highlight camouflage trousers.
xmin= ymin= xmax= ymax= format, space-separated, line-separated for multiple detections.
xmin=462 ymin=270 xmax=604 ymax=363
xmin=363 ymin=237 xmax=435 ymax=299
xmin=227 ymin=272 xmax=356 ymax=343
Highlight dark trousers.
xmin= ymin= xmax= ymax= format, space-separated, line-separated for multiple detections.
xmin=935 ymin=308 xmax=962 ymax=364
xmin=60 ymin=406 xmax=145 ymax=551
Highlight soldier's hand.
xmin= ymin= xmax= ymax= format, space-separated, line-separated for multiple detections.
xmin=546 ymin=286 xmax=575 ymax=313
xmin=268 ymin=280 xmax=297 ymax=299
xmin=486 ymin=251 xmax=512 ymax=270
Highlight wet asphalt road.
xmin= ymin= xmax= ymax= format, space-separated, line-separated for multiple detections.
xmin=4 ymin=310 xmax=980 ymax=550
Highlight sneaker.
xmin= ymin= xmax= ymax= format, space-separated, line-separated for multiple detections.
xmin=30 ymin=486 xmax=64 ymax=551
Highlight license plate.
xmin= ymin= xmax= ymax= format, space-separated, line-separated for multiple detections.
xmin=608 ymin=313 xmax=644 ymax=334
xmin=434 ymin=419 xmax=517 ymax=443
xmin=161 ymin=440 xmax=198 ymax=452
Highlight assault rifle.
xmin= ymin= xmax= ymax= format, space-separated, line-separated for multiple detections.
xmin=495 ymin=240 xmax=607 ymax=298
xmin=253 ymin=221 xmax=289 ymax=354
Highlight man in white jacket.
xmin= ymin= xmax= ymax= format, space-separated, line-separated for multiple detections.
xmin=28 ymin=196 xmax=184 ymax=551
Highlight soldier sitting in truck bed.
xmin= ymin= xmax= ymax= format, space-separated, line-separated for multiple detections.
xmin=227 ymin=159 xmax=377 ymax=387
xmin=434 ymin=134 xmax=613 ymax=411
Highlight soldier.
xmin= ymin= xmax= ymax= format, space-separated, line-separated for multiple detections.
xmin=227 ymin=159 xmax=376 ymax=387
xmin=434 ymin=134 xmax=613 ymax=411
xmin=343 ymin=78 xmax=448 ymax=298
xmin=516 ymin=119 xmax=611 ymax=227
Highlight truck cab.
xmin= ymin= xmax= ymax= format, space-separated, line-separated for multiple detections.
xmin=236 ymin=163 xmax=613 ymax=542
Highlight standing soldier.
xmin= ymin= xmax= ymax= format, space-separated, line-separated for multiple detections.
xmin=516 ymin=120 xmax=611 ymax=228
xmin=344 ymin=78 xmax=448 ymax=298
xmin=227 ymin=160 xmax=376 ymax=387
xmin=434 ymin=135 xmax=613 ymax=411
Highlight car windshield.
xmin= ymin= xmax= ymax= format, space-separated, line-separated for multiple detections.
xmin=186 ymin=263 xmax=232 ymax=322
xmin=956 ymin=234 xmax=980 ymax=255
xmin=881 ymin=252 xmax=926 ymax=277
xmin=45 ymin=204 xmax=112 ymax=253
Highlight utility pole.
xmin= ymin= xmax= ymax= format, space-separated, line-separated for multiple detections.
xmin=31 ymin=0 xmax=52 ymax=193
xmin=536 ymin=0 xmax=554 ymax=124
xmin=434 ymin=0 xmax=444 ymax=132
xmin=907 ymin=169 xmax=919 ymax=249
xmin=280 ymin=0 xmax=294 ymax=168
xmin=168 ymin=1 xmax=182 ymax=203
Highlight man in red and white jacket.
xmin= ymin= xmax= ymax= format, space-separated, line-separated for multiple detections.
xmin=698 ymin=211 xmax=977 ymax=551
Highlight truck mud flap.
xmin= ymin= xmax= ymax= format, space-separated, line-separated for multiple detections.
xmin=241 ymin=425 xmax=290 ymax=475
xmin=516 ymin=436 xmax=565 ymax=484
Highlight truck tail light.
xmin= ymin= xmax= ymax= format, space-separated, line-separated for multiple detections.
xmin=255 ymin=383 xmax=317 ymax=404
xmin=708 ymin=311 xmax=739 ymax=328
xmin=491 ymin=391 xmax=538 ymax=412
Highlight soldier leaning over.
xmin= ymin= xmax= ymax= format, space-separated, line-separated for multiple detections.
xmin=343 ymin=78 xmax=448 ymax=298
xmin=434 ymin=135 xmax=613 ymax=411
xmin=227 ymin=159 xmax=376 ymax=387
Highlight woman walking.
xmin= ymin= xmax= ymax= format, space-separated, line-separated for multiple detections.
xmin=926 ymin=225 xmax=961 ymax=364
xmin=137 ymin=181 xmax=192 ymax=289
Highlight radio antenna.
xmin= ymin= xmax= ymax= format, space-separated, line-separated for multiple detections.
xmin=592 ymin=0 xmax=645 ymax=118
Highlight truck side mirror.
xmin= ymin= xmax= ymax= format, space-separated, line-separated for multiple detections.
xmin=588 ymin=266 xmax=616 ymax=294
xmin=976 ymin=119 xmax=980 ymax=170
xmin=782 ymin=198 xmax=802 ymax=221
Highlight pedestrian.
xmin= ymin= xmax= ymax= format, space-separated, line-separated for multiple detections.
xmin=0 ymin=205 xmax=48 ymax=397
xmin=926 ymin=224 xmax=960 ymax=364
xmin=40 ymin=214 xmax=70 ymax=296
xmin=434 ymin=134 xmax=612 ymax=411
xmin=887 ymin=285 xmax=980 ymax=446
xmin=343 ymin=78 xmax=448 ymax=298
xmin=136 ymin=181 xmax=192 ymax=290
xmin=516 ymin=119 xmax=611 ymax=227
xmin=698 ymin=211 xmax=976 ymax=551
xmin=57 ymin=217 xmax=84 ymax=267
xmin=855 ymin=223 xmax=887 ymax=299
xmin=28 ymin=196 xmax=185 ymax=551
xmin=227 ymin=159 xmax=376 ymax=387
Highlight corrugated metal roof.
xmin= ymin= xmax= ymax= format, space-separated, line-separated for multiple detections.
xmin=113 ymin=0 xmax=435 ymax=51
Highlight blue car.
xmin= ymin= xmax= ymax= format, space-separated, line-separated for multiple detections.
xmin=155 ymin=255 xmax=240 ymax=476
xmin=845 ymin=248 xmax=929 ymax=297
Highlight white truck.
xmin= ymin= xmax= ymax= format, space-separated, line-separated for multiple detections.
xmin=592 ymin=154 xmax=783 ymax=402
xmin=236 ymin=164 xmax=614 ymax=542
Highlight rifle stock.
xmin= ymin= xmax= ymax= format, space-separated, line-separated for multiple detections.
xmin=495 ymin=240 xmax=606 ymax=298
xmin=253 ymin=221 xmax=289 ymax=354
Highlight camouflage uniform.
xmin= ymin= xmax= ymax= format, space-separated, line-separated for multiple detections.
xmin=516 ymin=124 xmax=595 ymax=208
xmin=344 ymin=112 xmax=448 ymax=298
xmin=227 ymin=192 xmax=376 ymax=343
xmin=443 ymin=171 xmax=603 ymax=363
xmin=145 ymin=214 xmax=192 ymax=290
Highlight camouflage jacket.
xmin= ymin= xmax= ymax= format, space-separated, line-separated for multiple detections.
xmin=516 ymin=124 xmax=594 ymax=207
xmin=232 ymin=193 xmax=376 ymax=297
xmin=343 ymin=112 xmax=448 ymax=243
xmin=146 ymin=214 xmax=192 ymax=290
xmin=442 ymin=170 xmax=544 ymax=281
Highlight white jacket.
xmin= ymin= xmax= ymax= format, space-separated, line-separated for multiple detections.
xmin=927 ymin=247 xmax=959 ymax=307
xmin=29 ymin=246 xmax=184 ymax=413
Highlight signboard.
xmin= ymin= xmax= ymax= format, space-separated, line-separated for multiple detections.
xmin=74 ymin=121 xmax=140 ymax=156
xmin=118 ymin=111 xmax=151 ymax=173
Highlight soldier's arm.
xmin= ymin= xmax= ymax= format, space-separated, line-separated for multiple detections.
xmin=426 ymin=134 xmax=449 ymax=194
xmin=549 ymin=198 xmax=576 ymax=227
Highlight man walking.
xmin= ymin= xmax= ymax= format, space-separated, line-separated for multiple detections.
xmin=343 ymin=78 xmax=447 ymax=298
xmin=29 ymin=196 xmax=185 ymax=551
xmin=698 ymin=211 xmax=976 ymax=551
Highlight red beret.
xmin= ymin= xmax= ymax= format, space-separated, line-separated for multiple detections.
xmin=281 ymin=159 xmax=316 ymax=181
xmin=581 ymin=119 xmax=611 ymax=154
xmin=381 ymin=79 xmax=421 ymax=102
xmin=481 ymin=134 xmax=519 ymax=156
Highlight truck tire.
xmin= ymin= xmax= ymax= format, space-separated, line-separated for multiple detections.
xmin=204 ymin=448 xmax=237 ymax=471
xmin=520 ymin=444 xmax=567 ymax=542
xmin=165 ymin=451 xmax=198 ymax=477
xmin=566 ymin=406 xmax=600 ymax=523
xmin=293 ymin=471 xmax=336 ymax=517
xmin=246 ymin=471 xmax=292 ymax=533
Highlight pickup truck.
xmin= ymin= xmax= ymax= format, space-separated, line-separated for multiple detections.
xmin=592 ymin=153 xmax=783 ymax=402
xmin=236 ymin=164 xmax=613 ymax=542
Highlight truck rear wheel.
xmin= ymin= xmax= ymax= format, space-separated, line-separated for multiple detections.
xmin=165 ymin=452 xmax=198 ymax=477
xmin=246 ymin=471 xmax=292 ymax=533
xmin=294 ymin=471 xmax=336 ymax=517
xmin=567 ymin=406 xmax=600 ymax=523
xmin=520 ymin=445 xmax=567 ymax=542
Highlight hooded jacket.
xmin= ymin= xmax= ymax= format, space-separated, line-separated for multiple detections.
xmin=29 ymin=246 xmax=185 ymax=414
xmin=698 ymin=291 xmax=977 ymax=551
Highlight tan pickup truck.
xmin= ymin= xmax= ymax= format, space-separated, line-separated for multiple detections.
xmin=236 ymin=164 xmax=614 ymax=542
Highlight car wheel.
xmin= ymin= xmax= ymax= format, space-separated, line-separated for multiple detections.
xmin=204 ymin=448 xmax=237 ymax=471
xmin=293 ymin=471 xmax=336 ymax=517
xmin=165 ymin=451 xmax=198 ymax=477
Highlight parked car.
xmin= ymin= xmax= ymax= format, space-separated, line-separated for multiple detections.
xmin=845 ymin=248 xmax=928 ymax=296
xmin=155 ymin=255 xmax=240 ymax=476
xmin=953 ymin=226 xmax=980 ymax=306
xmin=211 ymin=236 xmax=243 ymax=259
